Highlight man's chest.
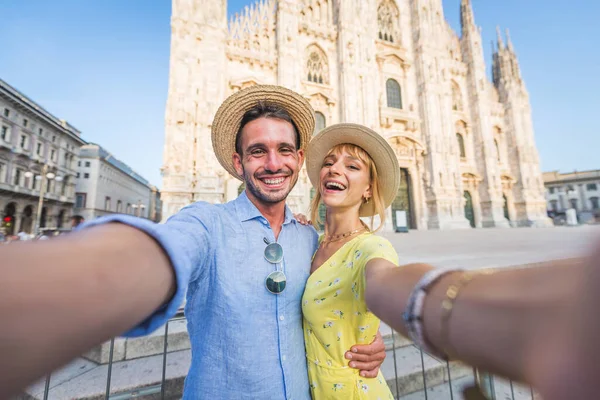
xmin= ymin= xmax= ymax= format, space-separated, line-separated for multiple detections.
xmin=200 ymin=226 xmax=315 ymax=314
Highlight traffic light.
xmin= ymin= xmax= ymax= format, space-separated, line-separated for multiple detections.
xmin=2 ymin=216 xmax=13 ymax=227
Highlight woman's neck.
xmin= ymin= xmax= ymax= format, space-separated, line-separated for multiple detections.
xmin=324 ymin=207 xmax=364 ymax=237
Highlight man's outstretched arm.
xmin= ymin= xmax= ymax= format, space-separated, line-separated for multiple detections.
xmin=0 ymin=223 xmax=175 ymax=398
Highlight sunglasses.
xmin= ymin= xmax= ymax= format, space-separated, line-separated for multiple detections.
xmin=263 ymin=237 xmax=287 ymax=294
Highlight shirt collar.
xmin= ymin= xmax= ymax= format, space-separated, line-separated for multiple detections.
xmin=235 ymin=190 xmax=296 ymax=225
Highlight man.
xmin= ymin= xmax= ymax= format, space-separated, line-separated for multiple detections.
xmin=0 ymin=86 xmax=385 ymax=399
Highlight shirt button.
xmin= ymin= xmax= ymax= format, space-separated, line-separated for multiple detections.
xmin=282 ymin=355 xmax=287 ymax=361
xmin=279 ymin=315 xmax=285 ymax=321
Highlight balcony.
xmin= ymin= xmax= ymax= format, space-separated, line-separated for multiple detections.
xmin=379 ymin=107 xmax=419 ymax=132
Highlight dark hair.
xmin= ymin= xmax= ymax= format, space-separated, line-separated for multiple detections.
xmin=235 ymin=101 xmax=301 ymax=155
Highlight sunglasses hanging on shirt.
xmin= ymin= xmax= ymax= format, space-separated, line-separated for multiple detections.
xmin=263 ymin=237 xmax=287 ymax=294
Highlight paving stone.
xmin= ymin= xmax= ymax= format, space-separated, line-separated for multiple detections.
xmin=20 ymin=358 xmax=98 ymax=399
xmin=398 ymin=375 xmax=539 ymax=400
xmin=21 ymin=350 xmax=191 ymax=400
xmin=381 ymin=345 xmax=471 ymax=398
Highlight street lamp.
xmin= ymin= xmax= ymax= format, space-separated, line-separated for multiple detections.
xmin=24 ymin=164 xmax=63 ymax=234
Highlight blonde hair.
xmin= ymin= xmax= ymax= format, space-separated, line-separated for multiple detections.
xmin=309 ymin=143 xmax=387 ymax=232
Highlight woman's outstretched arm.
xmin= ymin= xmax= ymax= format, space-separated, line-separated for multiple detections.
xmin=364 ymin=258 xmax=582 ymax=383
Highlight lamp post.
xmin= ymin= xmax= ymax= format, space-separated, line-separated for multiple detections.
xmin=24 ymin=164 xmax=63 ymax=234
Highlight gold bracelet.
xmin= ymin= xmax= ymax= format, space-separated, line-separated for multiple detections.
xmin=440 ymin=269 xmax=495 ymax=359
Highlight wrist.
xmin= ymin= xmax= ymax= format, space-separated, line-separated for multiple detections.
xmin=421 ymin=272 xmax=462 ymax=354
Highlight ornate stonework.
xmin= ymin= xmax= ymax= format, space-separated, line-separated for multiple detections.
xmin=161 ymin=0 xmax=551 ymax=229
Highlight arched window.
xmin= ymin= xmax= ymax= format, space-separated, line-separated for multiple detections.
xmin=386 ymin=79 xmax=402 ymax=109
xmin=314 ymin=112 xmax=326 ymax=135
xmin=306 ymin=45 xmax=329 ymax=85
xmin=378 ymin=1 xmax=399 ymax=43
xmin=457 ymin=133 xmax=466 ymax=158
xmin=451 ymin=82 xmax=463 ymax=111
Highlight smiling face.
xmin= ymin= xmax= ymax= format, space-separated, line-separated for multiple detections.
xmin=318 ymin=144 xmax=373 ymax=214
xmin=233 ymin=117 xmax=304 ymax=206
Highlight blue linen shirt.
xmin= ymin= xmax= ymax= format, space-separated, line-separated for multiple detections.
xmin=80 ymin=191 xmax=318 ymax=399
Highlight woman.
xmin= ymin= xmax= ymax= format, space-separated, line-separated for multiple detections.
xmin=302 ymin=123 xmax=401 ymax=399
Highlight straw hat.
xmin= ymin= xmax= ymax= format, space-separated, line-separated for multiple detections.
xmin=306 ymin=123 xmax=400 ymax=217
xmin=211 ymin=85 xmax=316 ymax=180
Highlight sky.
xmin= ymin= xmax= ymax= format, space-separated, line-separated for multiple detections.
xmin=0 ymin=0 xmax=598 ymax=188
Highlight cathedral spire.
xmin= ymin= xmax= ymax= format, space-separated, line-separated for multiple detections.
xmin=506 ymin=28 xmax=514 ymax=51
xmin=496 ymin=26 xmax=504 ymax=50
xmin=460 ymin=0 xmax=475 ymax=31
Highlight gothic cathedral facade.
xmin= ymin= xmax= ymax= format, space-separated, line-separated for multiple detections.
xmin=160 ymin=0 xmax=550 ymax=230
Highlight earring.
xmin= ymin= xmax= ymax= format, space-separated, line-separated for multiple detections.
xmin=364 ymin=197 xmax=370 ymax=204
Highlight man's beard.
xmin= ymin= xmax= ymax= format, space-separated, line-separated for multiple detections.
xmin=242 ymin=167 xmax=298 ymax=204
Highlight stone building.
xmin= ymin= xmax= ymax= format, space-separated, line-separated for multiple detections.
xmin=0 ymin=78 xmax=85 ymax=235
xmin=74 ymin=144 xmax=161 ymax=222
xmin=160 ymin=0 xmax=550 ymax=230
xmin=544 ymin=170 xmax=600 ymax=224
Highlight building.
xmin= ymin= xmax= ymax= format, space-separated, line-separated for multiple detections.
xmin=0 ymin=78 xmax=85 ymax=235
xmin=149 ymin=185 xmax=163 ymax=222
xmin=543 ymin=170 xmax=600 ymax=224
xmin=74 ymin=144 xmax=161 ymax=222
xmin=160 ymin=0 xmax=550 ymax=230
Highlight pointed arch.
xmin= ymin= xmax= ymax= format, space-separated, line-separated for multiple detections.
xmin=314 ymin=111 xmax=326 ymax=135
xmin=377 ymin=0 xmax=400 ymax=44
xmin=457 ymin=133 xmax=466 ymax=158
xmin=451 ymin=81 xmax=463 ymax=111
xmin=386 ymin=78 xmax=402 ymax=109
xmin=493 ymin=126 xmax=504 ymax=163
xmin=305 ymin=44 xmax=329 ymax=85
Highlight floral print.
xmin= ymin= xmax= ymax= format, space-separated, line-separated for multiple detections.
xmin=303 ymin=233 xmax=399 ymax=399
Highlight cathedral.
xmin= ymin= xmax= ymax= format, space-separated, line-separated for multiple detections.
xmin=160 ymin=0 xmax=551 ymax=230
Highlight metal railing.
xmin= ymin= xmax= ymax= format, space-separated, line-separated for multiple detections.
xmin=35 ymin=312 xmax=536 ymax=400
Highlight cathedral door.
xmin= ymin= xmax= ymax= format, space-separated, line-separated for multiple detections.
xmin=503 ymin=194 xmax=510 ymax=221
xmin=464 ymin=191 xmax=475 ymax=228
xmin=392 ymin=168 xmax=414 ymax=231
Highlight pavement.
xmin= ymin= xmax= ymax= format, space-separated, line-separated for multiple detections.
xmin=380 ymin=224 xmax=599 ymax=269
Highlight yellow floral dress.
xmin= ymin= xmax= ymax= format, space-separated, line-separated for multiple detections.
xmin=302 ymin=233 xmax=398 ymax=399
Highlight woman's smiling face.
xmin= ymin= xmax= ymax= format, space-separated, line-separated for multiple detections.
xmin=319 ymin=145 xmax=372 ymax=213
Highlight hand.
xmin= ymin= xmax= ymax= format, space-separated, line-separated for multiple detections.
xmin=345 ymin=330 xmax=386 ymax=378
xmin=294 ymin=213 xmax=311 ymax=226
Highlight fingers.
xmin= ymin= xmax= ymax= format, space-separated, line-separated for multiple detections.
xmin=345 ymin=352 xmax=383 ymax=376
xmin=345 ymin=338 xmax=387 ymax=375
xmin=345 ymin=349 xmax=385 ymax=363
xmin=356 ymin=365 xmax=380 ymax=378
xmin=293 ymin=213 xmax=310 ymax=225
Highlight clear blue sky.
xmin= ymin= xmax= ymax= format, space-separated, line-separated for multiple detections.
xmin=0 ymin=1 xmax=597 ymax=188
